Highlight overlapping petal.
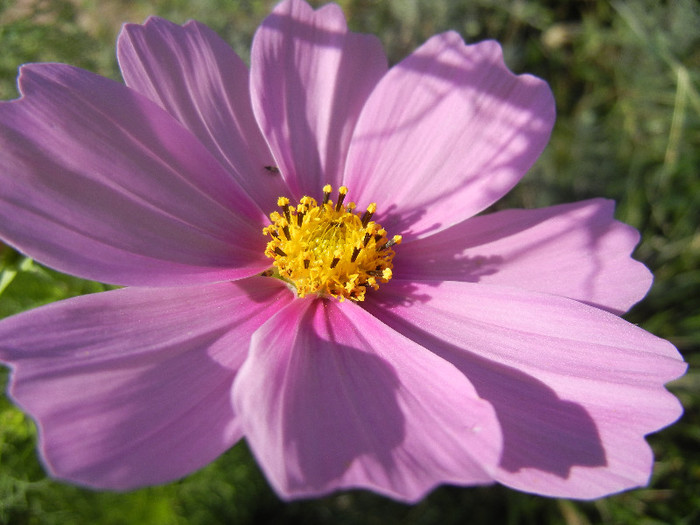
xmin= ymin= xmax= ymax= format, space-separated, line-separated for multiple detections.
xmin=250 ymin=0 xmax=387 ymax=198
xmin=0 ymin=64 xmax=267 ymax=286
xmin=344 ymin=34 xmax=555 ymax=240
xmin=396 ymin=199 xmax=652 ymax=313
xmin=118 ymin=17 xmax=290 ymax=213
xmin=365 ymin=280 xmax=686 ymax=498
xmin=0 ymin=278 xmax=293 ymax=490
xmin=233 ymin=297 xmax=502 ymax=502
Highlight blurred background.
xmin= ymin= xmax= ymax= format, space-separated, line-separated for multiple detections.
xmin=0 ymin=0 xmax=698 ymax=523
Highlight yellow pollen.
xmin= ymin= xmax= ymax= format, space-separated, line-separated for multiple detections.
xmin=263 ymin=186 xmax=401 ymax=301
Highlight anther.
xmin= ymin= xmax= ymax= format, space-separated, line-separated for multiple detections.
xmin=323 ymin=184 xmax=332 ymax=205
xmin=351 ymin=246 xmax=362 ymax=262
xmin=330 ymin=257 xmax=340 ymax=269
xmin=274 ymin=247 xmax=287 ymax=257
xmin=277 ymin=197 xmax=291 ymax=223
xmin=300 ymin=196 xmax=315 ymax=208
xmin=387 ymin=235 xmax=402 ymax=248
xmin=335 ymin=186 xmax=348 ymax=212
xmin=379 ymin=235 xmax=402 ymax=250
xmin=304 ymin=259 xmax=310 ymax=269
xmin=361 ymin=203 xmax=377 ymax=227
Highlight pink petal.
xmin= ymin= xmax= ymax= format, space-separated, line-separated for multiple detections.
xmin=365 ymin=280 xmax=686 ymax=499
xmin=344 ymin=34 xmax=555 ymax=240
xmin=0 ymin=64 xmax=267 ymax=286
xmin=396 ymin=199 xmax=652 ymax=313
xmin=118 ymin=17 xmax=290 ymax=214
xmin=250 ymin=0 xmax=387 ymax=198
xmin=233 ymin=297 xmax=502 ymax=502
xmin=0 ymin=278 xmax=293 ymax=490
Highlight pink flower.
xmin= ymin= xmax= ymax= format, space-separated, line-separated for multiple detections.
xmin=0 ymin=0 xmax=685 ymax=502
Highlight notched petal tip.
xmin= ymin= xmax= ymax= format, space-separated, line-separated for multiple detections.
xmin=396 ymin=197 xmax=655 ymax=314
xmin=422 ymin=32 xmax=556 ymax=119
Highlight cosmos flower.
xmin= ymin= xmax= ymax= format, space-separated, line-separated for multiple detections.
xmin=0 ymin=0 xmax=686 ymax=502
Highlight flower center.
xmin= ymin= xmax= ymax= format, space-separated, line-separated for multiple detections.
xmin=262 ymin=185 xmax=401 ymax=302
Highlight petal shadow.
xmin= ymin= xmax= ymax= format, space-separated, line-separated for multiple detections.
xmin=371 ymin=305 xmax=607 ymax=478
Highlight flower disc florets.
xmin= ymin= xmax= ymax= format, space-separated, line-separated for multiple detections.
xmin=263 ymin=185 xmax=401 ymax=301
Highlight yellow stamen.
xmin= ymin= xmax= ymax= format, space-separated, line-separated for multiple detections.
xmin=263 ymin=186 xmax=400 ymax=301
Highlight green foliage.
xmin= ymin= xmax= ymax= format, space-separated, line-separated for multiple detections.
xmin=1 ymin=0 xmax=698 ymax=523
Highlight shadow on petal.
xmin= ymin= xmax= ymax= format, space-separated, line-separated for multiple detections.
xmin=254 ymin=8 xmax=553 ymax=242
xmin=0 ymin=280 xmax=296 ymax=490
xmin=237 ymin=296 xmax=501 ymax=501
xmin=448 ymin=350 xmax=607 ymax=476
xmin=280 ymin=342 xmax=405 ymax=492
xmin=372 ymin=307 xmax=607 ymax=479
